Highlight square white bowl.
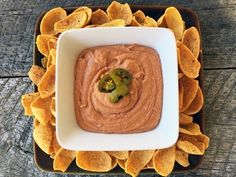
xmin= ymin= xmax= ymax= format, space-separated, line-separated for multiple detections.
xmin=56 ymin=27 xmax=178 ymax=151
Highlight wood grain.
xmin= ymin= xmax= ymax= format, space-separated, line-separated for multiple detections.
xmin=0 ymin=0 xmax=235 ymax=76
xmin=0 ymin=69 xmax=235 ymax=176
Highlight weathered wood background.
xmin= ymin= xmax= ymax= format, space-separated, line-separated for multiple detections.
xmin=0 ymin=0 xmax=235 ymax=177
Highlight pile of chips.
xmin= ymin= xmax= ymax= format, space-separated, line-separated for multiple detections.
xmin=21 ymin=1 xmax=209 ymax=176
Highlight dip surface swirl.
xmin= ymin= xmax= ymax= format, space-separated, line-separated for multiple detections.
xmin=74 ymin=44 xmax=163 ymax=133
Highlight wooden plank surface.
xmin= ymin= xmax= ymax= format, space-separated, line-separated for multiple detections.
xmin=0 ymin=0 xmax=235 ymax=76
xmin=0 ymin=69 xmax=236 ymax=176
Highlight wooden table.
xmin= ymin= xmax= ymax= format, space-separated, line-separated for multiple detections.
xmin=0 ymin=0 xmax=235 ymax=176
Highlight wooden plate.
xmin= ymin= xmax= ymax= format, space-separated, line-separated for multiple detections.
xmin=33 ymin=5 xmax=205 ymax=174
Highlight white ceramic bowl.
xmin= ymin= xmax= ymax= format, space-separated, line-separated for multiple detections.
xmin=56 ymin=27 xmax=178 ymax=151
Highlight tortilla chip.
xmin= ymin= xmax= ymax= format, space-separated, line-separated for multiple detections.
xmin=36 ymin=34 xmax=57 ymax=57
xmin=40 ymin=7 xmax=67 ymax=35
xmin=182 ymin=27 xmax=200 ymax=58
xmin=41 ymin=57 xmax=48 ymax=68
xmin=52 ymin=131 xmax=61 ymax=154
xmin=177 ymin=41 xmax=201 ymax=79
xmin=99 ymin=19 xmax=125 ymax=27
xmin=196 ymin=134 xmax=210 ymax=149
xmin=76 ymin=151 xmax=112 ymax=172
xmin=50 ymin=97 xmax=56 ymax=118
xmin=184 ymin=87 xmax=204 ymax=115
xmin=164 ymin=7 xmax=184 ymax=40
xmin=177 ymin=134 xmax=205 ymax=155
xmin=47 ymin=38 xmax=57 ymax=52
xmin=33 ymin=123 xmax=53 ymax=154
xmin=143 ymin=16 xmax=157 ymax=27
xmin=117 ymin=159 xmax=126 ymax=170
xmin=84 ymin=24 xmax=97 ymax=28
xmin=157 ymin=14 xmax=167 ymax=27
xmin=21 ymin=92 xmax=40 ymax=116
xmin=38 ymin=65 xmax=55 ymax=98
xmin=131 ymin=10 xmax=145 ymax=26
xmin=107 ymin=151 xmax=129 ymax=160
xmin=125 ymin=150 xmax=155 ymax=177
xmin=53 ymin=148 xmax=76 ymax=172
xmin=175 ymin=149 xmax=190 ymax=167
xmin=28 ymin=65 xmax=46 ymax=86
xmin=31 ymin=96 xmax=52 ymax=125
xmin=179 ymin=113 xmax=193 ymax=125
xmin=107 ymin=1 xmax=132 ymax=25
xmin=54 ymin=11 xmax=87 ymax=33
xmin=110 ymin=157 xmax=118 ymax=170
xmin=179 ymin=122 xmax=202 ymax=135
xmin=178 ymin=73 xmax=184 ymax=79
xmin=144 ymin=158 xmax=154 ymax=169
xmin=34 ymin=118 xmax=40 ymax=128
xmin=91 ymin=9 xmax=110 ymax=25
xmin=179 ymin=76 xmax=199 ymax=112
xmin=73 ymin=6 xmax=92 ymax=25
xmin=153 ymin=145 xmax=176 ymax=177
xmin=179 ymin=80 xmax=184 ymax=110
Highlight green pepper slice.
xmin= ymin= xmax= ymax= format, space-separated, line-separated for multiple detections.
xmin=108 ymin=84 xmax=129 ymax=103
xmin=98 ymin=74 xmax=116 ymax=92
xmin=109 ymin=68 xmax=132 ymax=86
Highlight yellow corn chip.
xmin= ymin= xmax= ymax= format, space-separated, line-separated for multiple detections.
xmin=21 ymin=92 xmax=40 ymax=115
xmin=53 ymin=148 xmax=76 ymax=172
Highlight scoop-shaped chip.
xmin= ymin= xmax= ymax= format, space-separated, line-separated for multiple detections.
xmin=144 ymin=158 xmax=154 ymax=169
xmin=76 ymin=151 xmax=112 ymax=172
xmin=157 ymin=14 xmax=167 ymax=27
xmin=28 ymin=65 xmax=46 ymax=86
xmin=165 ymin=7 xmax=184 ymax=40
xmin=54 ymin=11 xmax=87 ymax=33
xmin=48 ymin=38 xmax=57 ymax=52
xmin=38 ymin=65 xmax=55 ymax=98
xmin=53 ymin=148 xmax=76 ymax=172
xmin=153 ymin=145 xmax=176 ymax=177
xmin=91 ymin=9 xmax=110 ymax=25
xmin=177 ymin=134 xmax=205 ymax=155
xmin=179 ymin=76 xmax=199 ymax=112
xmin=117 ymin=159 xmax=126 ymax=170
xmin=41 ymin=57 xmax=48 ymax=68
xmin=143 ymin=16 xmax=157 ymax=27
xmin=34 ymin=119 xmax=40 ymax=128
xmin=179 ymin=113 xmax=193 ymax=125
xmin=110 ymin=157 xmax=118 ymax=170
xmin=52 ymin=131 xmax=61 ymax=154
xmin=33 ymin=123 xmax=53 ymax=154
xmin=40 ymin=7 xmax=67 ymax=35
xmin=180 ymin=122 xmax=202 ymax=135
xmin=125 ymin=150 xmax=155 ymax=177
xmin=84 ymin=24 xmax=97 ymax=28
xmin=175 ymin=149 xmax=190 ymax=167
xmin=31 ymin=96 xmax=52 ymax=125
xmin=21 ymin=92 xmax=40 ymax=115
xmin=177 ymin=41 xmax=201 ymax=79
xmin=73 ymin=6 xmax=92 ymax=25
xmin=196 ymin=134 xmax=210 ymax=149
xmin=99 ymin=19 xmax=125 ymax=27
xmin=50 ymin=97 xmax=56 ymax=117
xmin=50 ymin=116 xmax=56 ymax=126
xmin=182 ymin=27 xmax=200 ymax=58
xmin=107 ymin=151 xmax=129 ymax=160
xmin=184 ymin=87 xmax=204 ymax=115
xmin=107 ymin=1 xmax=132 ymax=25
xmin=178 ymin=73 xmax=184 ymax=79
xmin=47 ymin=49 xmax=56 ymax=68
xmin=179 ymin=80 xmax=184 ymax=110
xmin=36 ymin=34 xmax=57 ymax=57
xmin=131 ymin=10 xmax=145 ymax=26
